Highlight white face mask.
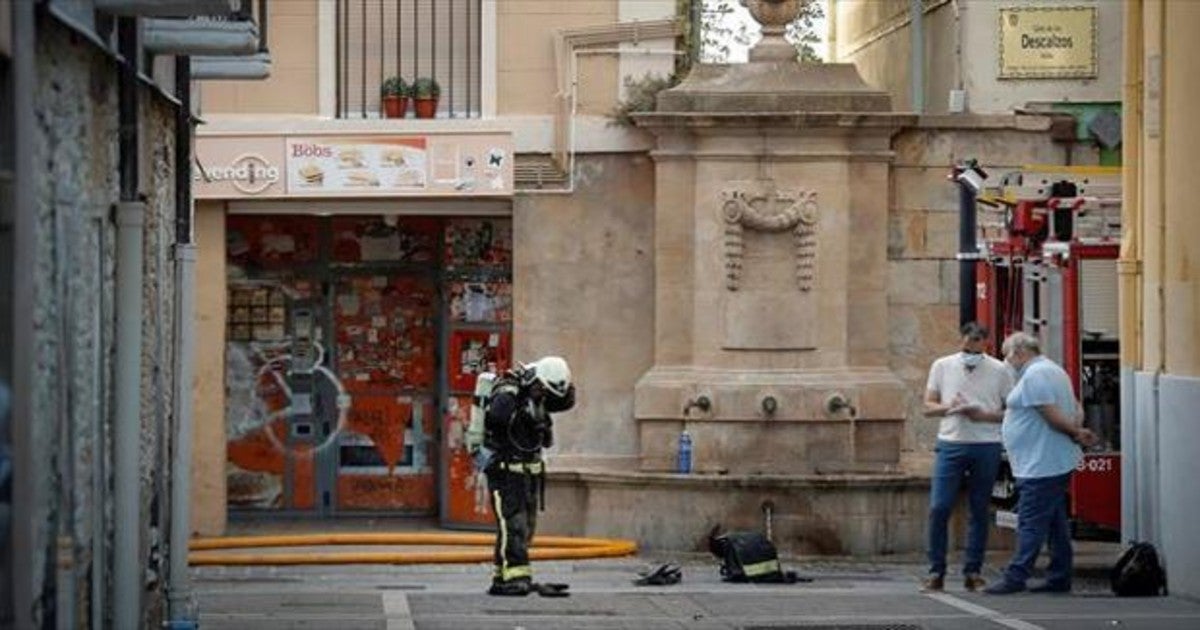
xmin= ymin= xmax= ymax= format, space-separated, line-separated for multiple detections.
xmin=1004 ymin=353 xmax=1025 ymax=376
xmin=961 ymin=352 xmax=984 ymax=368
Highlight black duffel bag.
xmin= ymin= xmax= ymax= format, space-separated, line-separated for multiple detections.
xmin=708 ymin=527 xmax=806 ymax=584
xmin=1112 ymin=542 xmax=1167 ymax=597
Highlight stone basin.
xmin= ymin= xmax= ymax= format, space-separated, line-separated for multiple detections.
xmin=542 ymin=469 xmax=931 ymax=556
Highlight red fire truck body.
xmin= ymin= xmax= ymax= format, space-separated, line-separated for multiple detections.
xmin=974 ymin=166 xmax=1122 ymax=535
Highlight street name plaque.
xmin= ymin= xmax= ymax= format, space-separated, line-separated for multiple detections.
xmin=999 ymin=6 xmax=1098 ymax=79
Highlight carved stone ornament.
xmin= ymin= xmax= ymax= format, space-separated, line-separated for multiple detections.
xmin=721 ymin=182 xmax=818 ymax=292
xmin=740 ymin=0 xmax=803 ymax=62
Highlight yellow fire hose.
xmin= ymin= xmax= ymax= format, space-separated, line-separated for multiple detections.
xmin=188 ymin=532 xmax=638 ymax=566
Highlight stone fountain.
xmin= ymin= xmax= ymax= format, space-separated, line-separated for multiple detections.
xmin=619 ymin=0 xmax=925 ymax=554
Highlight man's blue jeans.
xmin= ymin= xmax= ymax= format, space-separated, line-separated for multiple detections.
xmin=927 ymin=440 xmax=1002 ymax=576
xmin=1000 ymin=472 xmax=1073 ymax=588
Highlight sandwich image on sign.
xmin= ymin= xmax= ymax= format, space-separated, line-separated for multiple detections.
xmin=298 ymin=163 xmax=324 ymax=186
xmin=382 ymin=147 xmax=425 ymax=169
xmin=395 ymin=168 xmax=425 ymax=188
xmin=381 ymin=149 xmax=406 ymax=168
xmin=338 ymin=148 xmax=365 ymax=168
xmin=345 ymin=170 xmax=380 ymax=187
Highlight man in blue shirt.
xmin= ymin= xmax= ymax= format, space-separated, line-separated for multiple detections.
xmin=985 ymin=332 xmax=1098 ymax=595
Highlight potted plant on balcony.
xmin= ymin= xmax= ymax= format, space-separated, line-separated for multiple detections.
xmin=411 ymin=77 xmax=440 ymax=119
xmin=381 ymin=75 xmax=409 ymax=118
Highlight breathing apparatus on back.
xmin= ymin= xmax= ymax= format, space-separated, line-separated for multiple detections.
xmin=464 ymin=357 xmax=574 ymax=467
xmin=466 ymin=370 xmax=497 ymax=467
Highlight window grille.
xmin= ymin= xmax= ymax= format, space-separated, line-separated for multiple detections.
xmin=336 ymin=0 xmax=481 ymax=118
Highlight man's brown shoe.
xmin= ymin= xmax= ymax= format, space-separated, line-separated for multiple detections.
xmin=921 ymin=574 xmax=944 ymax=592
xmin=964 ymin=574 xmax=987 ymax=592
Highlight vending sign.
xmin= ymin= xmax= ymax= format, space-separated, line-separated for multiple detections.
xmin=194 ymin=132 xmax=514 ymax=199
xmin=194 ymin=135 xmax=287 ymax=198
xmin=285 ymin=135 xmax=512 ymax=197
xmin=287 ymin=137 xmax=430 ymax=194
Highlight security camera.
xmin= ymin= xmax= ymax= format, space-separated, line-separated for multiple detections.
xmin=955 ymin=164 xmax=989 ymax=193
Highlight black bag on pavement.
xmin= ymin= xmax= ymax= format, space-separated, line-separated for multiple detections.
xmin=1111 ymin=542 xmax=1167 ymax=597
xmin=708 ymin=527 xmax=802 ymax=584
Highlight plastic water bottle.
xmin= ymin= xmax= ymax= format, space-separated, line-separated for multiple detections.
xmin=677 ymin=430 xmax=693 ymax=474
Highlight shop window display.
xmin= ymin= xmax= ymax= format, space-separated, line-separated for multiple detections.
xmin=223 ymin=215 xmax=512 ymax=518
xmin=331 ymin=216 xmax=439 ymax=263
xmin=445 ymin=218 xmax=513 ymax=269
xmin=448 ymin=280 xmax=512 ymax=323
xmin=227 ymin=215 xmax=320 ymax=271
xmin=334 ymin=275 xmax=437 ymax=391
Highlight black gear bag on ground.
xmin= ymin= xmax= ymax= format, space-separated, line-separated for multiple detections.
xmin=708 ymin=528 xmax=802 ymax=584
xmin=1111 ymin=542 xmax=1167 ymax=597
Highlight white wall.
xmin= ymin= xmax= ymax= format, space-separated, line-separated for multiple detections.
xmin=960 ymin=0 xmax=1123 ymax=112
xmin=1157 ymin=375 xmax=1200 ymax=597
xmin=837 ymin=0 xmax=1123 ymax=114
xmin=618 ymin=0 xmax=678 ymax=100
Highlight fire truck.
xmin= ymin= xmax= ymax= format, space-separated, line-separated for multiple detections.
xmin=969 ymin=165 xmax=1122 ymax=538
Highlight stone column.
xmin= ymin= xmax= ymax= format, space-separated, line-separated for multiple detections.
xmin=633 ymin=1 xmax=916 ymax=475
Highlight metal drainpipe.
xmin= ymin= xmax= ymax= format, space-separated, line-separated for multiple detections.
xmin=910 ymin=0 xmax=924 ymax=113
xmin=90 ymin=214 xmax=108 ymax=630
xmin=114 ymin=16 xmax=146 ymax=630
xmin=957 ymin=170 xmax=978 ymax=326
xmin=167 ymin=54 xmax=199 ymax=627
xmin=10 ymin=0 xmax=40 ymax=626
xmin=53 ymin=170 xmax=79 ymax=630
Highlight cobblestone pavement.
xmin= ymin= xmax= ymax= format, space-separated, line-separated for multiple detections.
xmin=191 ymin=552 xmax=1200 ymax=630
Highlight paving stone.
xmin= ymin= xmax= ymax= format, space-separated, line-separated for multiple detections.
xmin=191 ymin=554 xmax=1200 ymax=630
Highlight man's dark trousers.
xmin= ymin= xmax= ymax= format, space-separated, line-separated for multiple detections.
xmin=997 ymin=472 xmax=1073 ymax=588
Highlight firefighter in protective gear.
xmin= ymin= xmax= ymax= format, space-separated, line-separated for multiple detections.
xmin=482 ymin=356 xmax=575 ymax=596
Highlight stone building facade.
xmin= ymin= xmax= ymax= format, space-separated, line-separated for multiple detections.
xmin=2 ymin=2 xmax=264 ymax=627
xmin=185 ymin=0 xmax=1127 ymax=560
xmin=835 ymin=0 xmax=1123 ymax=468
xmin=888 ymin=115 xmax=1084 ymax=467
xmin=1121 ymin=0 xmax=1200 ymax=600
xmin=188 ymin=0 xmax=678 ymax=534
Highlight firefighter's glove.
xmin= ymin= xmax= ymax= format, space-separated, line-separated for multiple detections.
xmin=633 ymin=563 xmax=682 ymax=586
xmin=472 ymin=445 xmax=494 ymax=472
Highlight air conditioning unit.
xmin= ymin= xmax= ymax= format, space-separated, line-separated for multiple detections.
xmin=95 ymin=0 xmax=241 ymax=17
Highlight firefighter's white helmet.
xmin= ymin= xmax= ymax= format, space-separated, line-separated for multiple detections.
xmin=529 ymin=356 xmax=572 ymax=398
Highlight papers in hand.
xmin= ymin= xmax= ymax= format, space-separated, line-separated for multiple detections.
xmin=948 ymin=403 xmax=981 ymax=417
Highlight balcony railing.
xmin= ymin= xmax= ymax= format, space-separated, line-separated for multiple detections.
xmin=336 ymin=0 xmax=482 ymax=119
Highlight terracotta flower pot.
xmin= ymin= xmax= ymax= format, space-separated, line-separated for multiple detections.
xmin=413 ymin=97 xmax=439 ymax=119
xmin=382 ymin=95 xmax=409 ymax=118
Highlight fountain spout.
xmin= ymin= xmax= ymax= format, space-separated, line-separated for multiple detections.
xmin=683 ymin=395 xmax=712 ymax=416
xmin=824 ymin=393 xmax=857 ymax=419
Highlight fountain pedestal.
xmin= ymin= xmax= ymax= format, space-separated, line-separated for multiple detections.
xmin=535 ymin=1 xmax=939 ymax=555
xmin=632 ymin=0 xmax=916 ymax=476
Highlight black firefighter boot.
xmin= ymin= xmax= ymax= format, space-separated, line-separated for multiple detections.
xmin=488 ymin=577 xmax=533 ymax=596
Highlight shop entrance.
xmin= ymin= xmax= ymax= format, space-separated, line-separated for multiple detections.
xmin=224 ymin=214 xmax=511 ymax=526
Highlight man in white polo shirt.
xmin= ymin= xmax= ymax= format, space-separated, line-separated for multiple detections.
xmin=921 ymin=322 xmax=1014 ymax=592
